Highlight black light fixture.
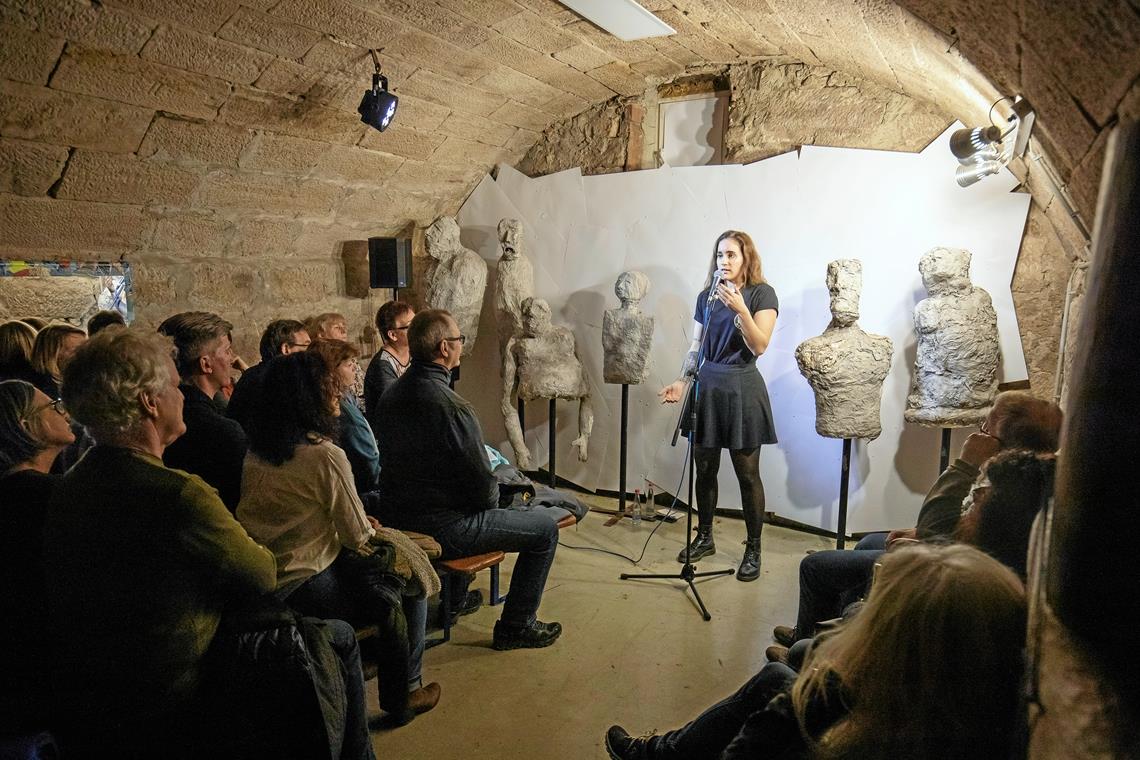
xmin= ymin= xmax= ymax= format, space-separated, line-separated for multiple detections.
xmin=358 ymin=49 xmax=398 ymax=132
xmin=950 ymin=96 xmax=1035 ymax=188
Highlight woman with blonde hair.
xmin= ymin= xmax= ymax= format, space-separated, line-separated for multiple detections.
xmin=607 ymin=543 xmax=1027 ymax=760
xmin=0 ymin=320 xmax=38 ymax=380
xmin=305 ymin=312 xmax=366 ymax=407
xmin=658 ymin=230 xmax=779 ymax=581
xmin=29 ymin=322 xmax=86 ymax=397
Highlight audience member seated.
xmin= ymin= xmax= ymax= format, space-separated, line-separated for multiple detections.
xmin=311 ymin=338 xmax=380 ymax=494
xmin=25 ymin=323 xmax=86 ymax=397
xmin=774 ymin=390 xmax=1062 ymax=646
xmin=236 ymin=351 xmax=441 ymax=725
xmin=226 ymin=318 xmax=310 ymax=433
xmin=374 ymin=309 xmax=562 ymax=651
xmin=607 ymin=543 xmax=1027 ymax=759
xmin=86 ymin=309 xmax=126 ymax=336
xmin=43 ymin=328 xmax=277 ymax=756
xmin=364 ymin=300 xmax=414 ymax=436
xmin=19 ymin=317 xmax=47 ymax=331
xmin=0 ymin=320 xmax=38 ymax=381
xmin=158 ymin=312 xmax=249 ymax=512
xmin=0 ymin=380 xmax=75 ymax=737
xmin=306 ymin=312 xmax=365 ymax=408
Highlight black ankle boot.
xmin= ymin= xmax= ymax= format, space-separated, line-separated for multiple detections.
xmin=736 ymin=537 xmax=762 ymax=581
xmin=677 ymin=526 xmax=715 ymax=563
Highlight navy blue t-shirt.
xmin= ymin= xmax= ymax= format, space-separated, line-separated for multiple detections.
xmin=693 ymin=282 xmax=779 ymax=365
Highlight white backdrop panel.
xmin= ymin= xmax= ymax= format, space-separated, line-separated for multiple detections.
xmin=461 ymin=124 xmax=1031 ymax=533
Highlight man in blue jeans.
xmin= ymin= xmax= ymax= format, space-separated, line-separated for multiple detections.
xmin=373 ymin=309 xmax=562 ymax=650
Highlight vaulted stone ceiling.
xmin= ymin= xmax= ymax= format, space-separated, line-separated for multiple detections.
xmin=0 ymin=0 xmax=1136 ymax=337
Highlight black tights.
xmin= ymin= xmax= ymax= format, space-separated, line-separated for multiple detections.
xmin=694 ymin=446 xmax=765 ymax=540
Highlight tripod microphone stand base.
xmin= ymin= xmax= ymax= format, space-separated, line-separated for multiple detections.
xmin=620 ymin=561 xmax=735 ymax=621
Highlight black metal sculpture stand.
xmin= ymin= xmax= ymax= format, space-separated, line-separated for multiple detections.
xmin=939 ymin=427 xmax=952 ymax=472
xmin=548 ymin=398 xmax=556 ymax=487
xmin=836 ymin=439 xmax=852 ymax=550
xmin=619 ymin=384 xmax=629 ymax=515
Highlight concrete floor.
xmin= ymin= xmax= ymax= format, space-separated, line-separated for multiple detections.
xmin=368 ymin=495 xmax=833 ymax=759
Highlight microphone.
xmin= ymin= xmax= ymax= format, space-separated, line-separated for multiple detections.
xmin=707 ymin=269 xmax=727 ymax=304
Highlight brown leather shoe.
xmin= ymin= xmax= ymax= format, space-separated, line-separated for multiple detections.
xmin=409 ymin=682 xmax=441 ymax=715
xmin=765 ymin=645 xmax=789 ymax=665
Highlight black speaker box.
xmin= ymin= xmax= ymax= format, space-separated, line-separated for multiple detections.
xmin=368 ymin=237 xmax=413 ymax=289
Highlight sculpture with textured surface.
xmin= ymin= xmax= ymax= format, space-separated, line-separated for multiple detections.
xmin=796 ymin=259 xmax=893 ymax=440
xmin=602 ymin=271 xmax=654 ymax=385
xmin=904 ymin=247 xmax=1000 ymax=427
xmin=494 ymin=218 xmax=534 ymax=362
xmin=424 ymin=216 xmax=487 ymax=350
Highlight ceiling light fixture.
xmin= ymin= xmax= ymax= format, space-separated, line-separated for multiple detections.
xmin=950 ymin=96 xmax=1035 ymax=188
xmin=358 ymin=49 xmax=398 ymax=133
xmin=558 ymin=0 xmax=675 ymax=41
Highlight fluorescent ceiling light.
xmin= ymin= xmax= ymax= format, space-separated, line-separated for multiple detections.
xmin=559 ymin=0 xmax=675 ymax=41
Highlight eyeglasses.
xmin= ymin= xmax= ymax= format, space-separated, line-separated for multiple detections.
xmin=24 ymin=398 xmax=66 ymax=421
xmin=289 ymin=341 xmax=311 ymax=348
xmin=442 ymin=335 xmax=466 ymax=345
xmin=392 ymin=325 xmax=411 ymax=331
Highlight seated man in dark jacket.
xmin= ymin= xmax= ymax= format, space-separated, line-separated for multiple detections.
xmin=374 ymin=309 xmax=562 ymax=651
xmin=159 ymin=311 xmax=249 ymax=512
xmin=227 ymin=318 xmax=310 ymax=434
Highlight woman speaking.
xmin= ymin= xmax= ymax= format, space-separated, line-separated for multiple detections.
xmin=659 ymin=230 xmax=778 ymax=582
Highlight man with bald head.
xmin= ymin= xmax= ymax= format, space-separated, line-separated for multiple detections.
xmin=373 ymin=309 xmax=562 ymax=651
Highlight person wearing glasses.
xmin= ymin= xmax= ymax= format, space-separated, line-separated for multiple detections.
xmin=770 ymin=390 xmax=1063 ymax=651
xmin=364 ymin=300 xmax=414 ymax=437
xmin=0 ymin=380 xmax=76 ymax=736
xmin=373 ymin=309 xmax=563 ymax=651
xmin=226 ymin=319 xmax=311 ymax=434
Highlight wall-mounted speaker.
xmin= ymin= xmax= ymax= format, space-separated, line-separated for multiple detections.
xmin=368 ymin=237 xmax=413 ymax=289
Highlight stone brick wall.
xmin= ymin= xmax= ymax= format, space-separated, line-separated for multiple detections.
xmin=0 ymin=270 xmax=100 ymax=322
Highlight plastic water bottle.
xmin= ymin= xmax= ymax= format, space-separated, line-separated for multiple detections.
xmin=630 ymin=489 xmax=641 ymax=527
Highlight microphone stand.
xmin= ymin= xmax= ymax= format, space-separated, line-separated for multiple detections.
xmin=620 ymin=277 xmax=734 ymax=621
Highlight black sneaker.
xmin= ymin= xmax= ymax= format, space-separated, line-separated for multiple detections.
xmin=441 ymin=589 xmax=483 ymax=627
xmin=492 ymin=619 xmax=562 ymax=650
xmin=605 ymin=725 xmax=650 ymax=760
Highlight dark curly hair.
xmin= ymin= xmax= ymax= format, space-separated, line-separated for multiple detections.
xmin=246 ymin=352 xmax=340 ymax=465
xmin=307 ymin=338 xmax=360 ymax=399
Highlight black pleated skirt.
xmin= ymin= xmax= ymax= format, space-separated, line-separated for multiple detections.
xmin=681 ymin=361 xmax=777 ymax=449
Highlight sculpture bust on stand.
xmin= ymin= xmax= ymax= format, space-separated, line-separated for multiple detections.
xmin=494 ymin=218 xmax=534 ymax=363
xmin=904 ymin=246 xmax=1000 ymax=427
xmin=502 ymin=297 xmax=593 ymax=472
xmin=424 ymin=216 xmax=488 ymax=351
xmin=795 ymin=259 xmax=893 ymax=440
xmin=602 ymin=271 xmax=654 ymax=385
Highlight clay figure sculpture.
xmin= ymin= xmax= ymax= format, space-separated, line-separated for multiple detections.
xmin=904 ymin=247 xmax=1000 ymax=426
xmin=494 ymin=218 xmax=535 ymax=362
xmin=502 ymin=298 xmax=594 ymax=470
xmin=602 ymin=271 xmax=655 ymax=385
xmin=424 ymin=216 xmax=488 ymax=350
xmin=795 ymin=259 xmax=893 ymax=440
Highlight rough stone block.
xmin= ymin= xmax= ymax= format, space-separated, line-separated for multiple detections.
xmin=435 ymin=0 xmax=522 ymax=25
xmin=494 ymin=10 xmax=578 ymax=54
xmin=366 ymin=0 xmax=491 ymax=48
xmin=198 ymin=170 xmax=344 ymax=215
xmin=385 ymin=28 xmax=496 ymax=84
xmin=292 ymin=222 xmax=374 ymax=258
xmin=542 ymin=64 xmax=618 ymax=102
xmin=1020 ymin=45 xmax=1099 ymax=176
xmin=312 ymin=145 xmax=404 ymax=183
xmin=219 ymin=86 xmax=365 ymax=145
xmin=79 ymin=6 xmax=154 ymax=54
xmin=505 ymin=128 xmax=540 ymax=156
xmin=301 ymin=36 xmax=366 ymax=73
xmin=474 ymin=66 xmax=567 ymax=110
xmin=267 ymin=262 xmax=338 ymax=303
xmin=56 ymin=150 xmax=202 ymax=206
xmin=430 ymin=136 xmax=508 ymax=167
xmin=138 ymin=116 xmax=254 ymax=168
xmin=0 ymin=196 xmax=150 ymax=252
xmin=141 ymin=24 xmax=274 ymax=85
xmin=1066 ymin=129 xmax=1108 ymax=227
xmin=631 ymin=56 xmax=687 ymax=81
xmin=238 ymin=133 xmax=329 ymax=174
xmin=228 ymin=217 xmax=304 ymax=258
xmin=518 ymin=98 xmax=628 ymax=177
xmin=398 ymin=69 xmax=507 ymax=117
xmin=489 ymin=100 xmax=551 ymax=131
xmin=0 ymin=80 xmax=153 ymax=153
xmin=437 ymin=112 xmax=518 ymax=147
xmin=1011 ymin=202 xmax=1071 ymax=395
xmin=253 ymin=59 xmax=324 ymax=98
xmin=587 ymin=62 xmax=648 ymax=97
xmin=553 ymin=43 xmax=614 ymax=73
xmin=188 ymin=261 xmax=260 ymax=306
xmin=101 ymin=0 xmax=240 ymax=34
xmin=216 ymin=7 xmax=324 ymax=59
xmin=358 ymin=125 xmax=446 ymax=161
xmin=129 ymin=261 xmax=182 ymax=311
xmin=150 ymin=213 xmax=232 ymax=254
xmin=0 ymin=138 xmax=69 ymax=196
xmin=560 ymin=19 xmax=659 ymax=64
xmin=645 ymin=35 xmax=705 ymax=67
xmin=392 ymin=96 xmax=452 ymax=133
xmin=52 ymin=46 xmax=231 ymax=120
xmin=337 ymin=186 xmax=454 ymax=228
xmin=0 ymin=274 xmax=99 ymax=322
xmin=342 ymin=238 xmax=370 ymax=298
xmin=0 ymin=23 xmax=65 ymax=84
xmin=473 ymin=33 xmax=567 ymax=81
xmin=269 ymin=0 xmax=399 ymax=50
xmin=540 ymin=92 xmax=590 ymax=119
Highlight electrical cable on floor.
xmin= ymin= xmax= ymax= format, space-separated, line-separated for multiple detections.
xmin=557 ymin=437 xmax=690 ymax=564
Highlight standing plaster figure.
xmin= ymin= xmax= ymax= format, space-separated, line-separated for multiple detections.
xmin=602 ymin=271 xmax=655 ymax=385
xmin=424 ymin=216 xmax=488 ymax=351
xmin=494 ymin=218 xmax=534 ymax=364
xmin=795 ymin=259 xmax=893 ymax=440
xmin=502 ymin=298 xmax=593 ymax=470
xmin=904 ymin=247 xmax=1000 ymax=427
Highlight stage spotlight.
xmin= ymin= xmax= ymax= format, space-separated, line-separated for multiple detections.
xmin=950 ymin=126 xmax=1003 ymax=162
xmin=956 ymin=159 xmax=1004 ymax=188
xmin=950 ymin=96 xmax=1035 ymax=188
xmin=358 ymin=49 xmax=397 ymax=133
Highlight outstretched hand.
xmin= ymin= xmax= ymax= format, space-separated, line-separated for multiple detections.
xmin=658 ymin=380 xmax=686 ymax=404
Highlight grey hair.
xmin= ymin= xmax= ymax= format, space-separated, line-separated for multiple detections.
xmin=61 ymin=328 xmax=176 ymax=435
xmin=0 ymin=380 xmax=43 ymax=472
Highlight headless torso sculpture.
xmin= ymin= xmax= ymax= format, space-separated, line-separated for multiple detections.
xmin=602 ymin=271 xmax=654 ymax=385
xmin=502 ymin=298 xmax=593 ymax=470
xmin=795 ymin=259 xmax=893 ymax=440
xmin=905 ymin=247 xmax=1000 ymax=427
xmin=424 ymin=216 xmax=488 ymax=350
